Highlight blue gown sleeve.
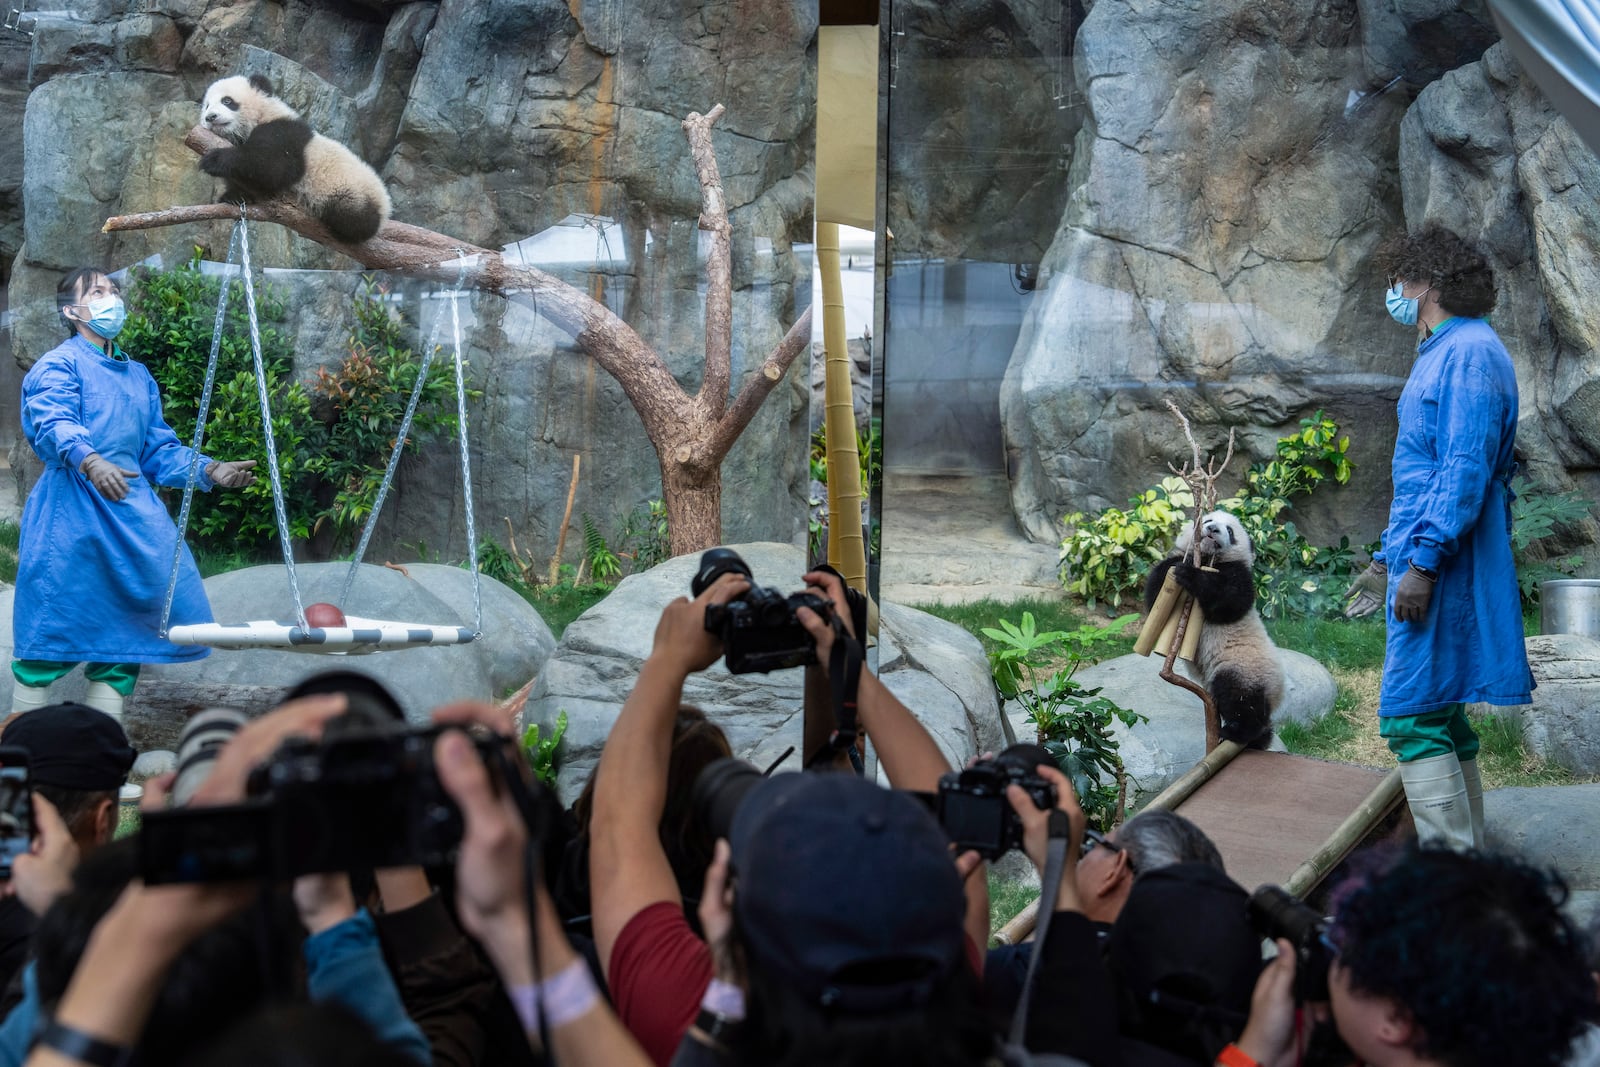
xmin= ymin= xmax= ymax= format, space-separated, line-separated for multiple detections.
xmin=304 ymin=909 xmax=433 ymax=1065
xmin=138 ymin=371 xmax=214 ymax=490
xmin=22 ymin=359 xmax=97 ymax=472
xmin=0 ymin=962 xmax=39 ymax=1067
xmin=1406 ymin=350 xmax=1503 ymax=573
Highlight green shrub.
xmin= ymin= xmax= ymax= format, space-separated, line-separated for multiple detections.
xmin=983 ymin=611 xmax=1144 ymax=830
xmin=1510 ymin=476 xmax=1594 ymax=607
xmin=620 ymin=499 xmax=671 ymax=572
xmin=1058 ymin=477 xmax=1193 ymax=610
xmin=523 ymin=710 xmax=568 ymax=787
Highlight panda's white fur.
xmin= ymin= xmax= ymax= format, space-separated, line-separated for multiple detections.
xmin=199 ymin=74 xmax=391 ymax=244
xmin=1144 ymin=510 xmax=1284 ymax=748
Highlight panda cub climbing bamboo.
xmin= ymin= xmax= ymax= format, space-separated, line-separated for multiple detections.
xmin=1144 ymin=510 xmax=1284 ymax=749
xmin=198 ymin=74 xmax=391 ymax=244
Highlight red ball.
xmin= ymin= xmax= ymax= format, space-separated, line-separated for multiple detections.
xmin=303 ymin=602 xmax=347 ymax=629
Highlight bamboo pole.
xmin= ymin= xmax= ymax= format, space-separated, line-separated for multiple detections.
xmin=991 ymin=740 xmax=1247 ymax=946
xmin=1134 ymin=570 xmax=1182 ymax=656
xmin=549 ymin=454 xmax=581 ymax=584
xmin=816 ymin=221 xmax=866 ymax=589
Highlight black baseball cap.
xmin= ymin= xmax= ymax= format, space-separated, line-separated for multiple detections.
xmin=3 ymin=703 xmax=136 ymax=791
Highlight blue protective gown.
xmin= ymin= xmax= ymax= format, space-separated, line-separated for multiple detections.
xmin=1374 ymin=317 xmax=1533 ymax=715
xmin=13 ymin=335 xmax=215 ymax=664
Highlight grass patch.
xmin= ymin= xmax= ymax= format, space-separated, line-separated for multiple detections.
xmin=513 ymin=581 xmax=612 ymax=638
xmin=988 ymin=872 xmax=1040 ymax=939
xmin=0 ymin=520 xmax=17 ymax=585
xmin=116 ymin=803 xmax=141 ymax=839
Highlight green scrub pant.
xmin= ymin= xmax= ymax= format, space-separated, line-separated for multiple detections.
xmin=11 ymin=659 xmax=140 ymax=697
xmin=1379 ymin=703 xmax=1480 ymax=764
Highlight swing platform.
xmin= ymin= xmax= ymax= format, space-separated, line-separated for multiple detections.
xmin=167 ymin=617 xmax=479 ymax=655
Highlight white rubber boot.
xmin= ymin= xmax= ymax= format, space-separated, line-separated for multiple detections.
xmin=1400 ymin=752 xmax=1474 ymax=850
xmin=9 ymin=684 xmax=51 ymax=716
xmin=83 ymin=683 xmax=140 ymax=801
xmin=1460 ymin=758 xmax=1486 ymax=850
xmin=82 ymin=681 xmax=125 ymax=720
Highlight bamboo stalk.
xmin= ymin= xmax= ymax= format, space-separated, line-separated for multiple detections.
xmin=1134 ymin=570 xmax=1182 ymax=656
xmin=816 ymin=221 xmax=866 ymax=588
xmin=1178 ymin=600 xmax=1204 ymax=662
xmin=1154 ymin=595 xmax=1184 ymax=658
xmin=549 ymin=454 xmax=581 ymax=584
xmin=1284 ymin=768 xmax=1404 ymax=898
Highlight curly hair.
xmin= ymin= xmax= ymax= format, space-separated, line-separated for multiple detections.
xmin=1333 ymin=846 xmax=1597 ymax=1067
xmin=1376 ymin=223 xmax=1497 ymax=318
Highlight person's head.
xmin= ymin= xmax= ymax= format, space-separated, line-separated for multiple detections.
xmin=33 ymin=838 xmax=302 ymax=1064
xmin=55 ymin=268 xmax=125 ymax=343
xmin=725 ymin=771 xmax=992 ymax=1067
xmin=2 ymin=702 xmax=136 ymax=850
xmin=1106 ymin=863 xmax=1260 ymax=1063
xmin=1076 ymin=809 xmax=1224 ymax=924
xmin=1328 ymin=846 xmax=1596 ymax=1067
xmin=180 ymin=1002 xmax=418 ymax=1067
xmin=1377 ymin=224 xmax=1497 ymax=327
xmin=571 ymin=705 xmax=731 ymax=902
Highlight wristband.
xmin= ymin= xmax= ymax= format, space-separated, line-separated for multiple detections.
xmin=35 ymin=1020 xmax=133 ymax=1067
xmin=701 ymin=977 xmax=746 ymax=1019
xmin=507 ymin=982 xmax=541 ymax=1035
xmin=542 ymin=956 xmax=601 ymax=1028
xmin=1409 ymin=563 xmax=1438 ymax=582
xmin=1215 ymin=1044 xmax=1261 ymax=1067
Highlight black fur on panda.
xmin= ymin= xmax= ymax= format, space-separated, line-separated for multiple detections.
xmin=198 ymin=74 xmax=392 ymax=244
xmin=1143 ymin=510 xmax=1284 ymax=749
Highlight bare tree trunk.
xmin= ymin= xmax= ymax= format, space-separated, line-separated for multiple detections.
xmin=102 ymin=108 xmax=812 ymax=558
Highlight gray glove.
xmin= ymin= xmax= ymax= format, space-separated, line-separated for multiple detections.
xmin=1393 ymin=565 xmax=1436 ymax=623
xmin=206 ymin=460 xmax=258 ymax=489
xmin=79 ymin=452 xmax=139 ymax=502
xmin=1342 ymin=560 xmax=1387 ymax=619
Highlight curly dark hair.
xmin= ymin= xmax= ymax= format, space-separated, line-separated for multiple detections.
xmin=1376 ymin=223 xmax=1497 ymax=318
xmin=1333 ymin=845 xmax=1597 ymax=1067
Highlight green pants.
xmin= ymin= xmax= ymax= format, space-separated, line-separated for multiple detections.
xmin=1380 ymin=703 xmax=1480 ymax=764
xmin=11 ymin=659 xmax=140 ymax=697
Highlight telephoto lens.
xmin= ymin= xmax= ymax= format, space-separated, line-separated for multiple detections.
xmin=171 ymin=706 xmax=249 ymax=807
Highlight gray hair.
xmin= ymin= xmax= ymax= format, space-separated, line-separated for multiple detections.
xmin=1117 ymin=810 xmax=1225 ymax=876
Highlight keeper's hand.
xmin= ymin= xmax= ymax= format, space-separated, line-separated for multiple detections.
xmin=79 ymin=453 xmax=139 ymax=502
xmin=1342 ymin=560 xmax=1387 ymax=619
xmin=206 ymin=460 xmax=258 ymax=489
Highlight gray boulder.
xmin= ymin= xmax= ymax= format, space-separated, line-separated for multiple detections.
xmin=1485 ymin=783 xmax=1600 ymax=894
xmin=521 ymin=542 xmax=999 ymax=804
xmin=401 ymin=563 xmax=557 ymax=697
xmin=1005 ymin=649 xmax=1338 ymax=801
xmin=1514 ymin=634 xmax=1600 ymax=775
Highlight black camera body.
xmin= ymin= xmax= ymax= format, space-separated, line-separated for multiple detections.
xmin=141 ymin=715 xmax=549 ymax=884
xmin=934 ymin=743 xmax=1057 ymax=860
xmin=1248 ymin=885 xmax=1334 ymax=1003
xmin=694 ymin=548 xmax=836 ymax=674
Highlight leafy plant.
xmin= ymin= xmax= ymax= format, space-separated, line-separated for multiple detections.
xmin=620 ymin=499 xmax=671 ymax=571
xmin=809 ymin=417 xmax=882 ymax=492
xmin=582 ymin=514 xmax=623 ymax=582
xmin=1059 ymin=477 xmax=1193 ymax=610
xmin=982 ymin=612 xmax=1143 ymax=830
xmin=522 ymin=710 xmax=568 ymax=787
xmin=1509 ymin=476 xmax=1594 ymax=607
xmin=305 ymin=279 xmax=466 ymax=551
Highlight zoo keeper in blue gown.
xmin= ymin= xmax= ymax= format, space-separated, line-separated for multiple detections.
xmin=1343 ymin=224 xmax=1533 ymax=851
xmin=10 ymin=267 xmax=258 ymax=729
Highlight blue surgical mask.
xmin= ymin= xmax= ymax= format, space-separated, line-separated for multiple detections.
xmin=1385 ymin=282 xmax=1430 ymax=327
xmin=77 ymin=294 xmax=126 ymax=340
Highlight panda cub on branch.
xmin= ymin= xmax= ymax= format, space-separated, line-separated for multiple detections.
xmin=1144 ymin=510 xmax=1284 ymax=749
xmin=198 ymin=74 xmax=391 ymax=244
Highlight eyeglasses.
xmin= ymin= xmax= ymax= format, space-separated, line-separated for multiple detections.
xmin=1080 ymin=828 xmax=1134 ymax=872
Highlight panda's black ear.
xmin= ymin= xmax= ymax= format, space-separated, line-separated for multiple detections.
xmin=248 ymin=73 xmax=275 ymax=97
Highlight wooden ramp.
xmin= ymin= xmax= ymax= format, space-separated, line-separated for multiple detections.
xmin=1174 ymin=750 xmax=1403 ymax=895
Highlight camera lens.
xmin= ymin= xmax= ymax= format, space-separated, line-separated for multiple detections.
xmin=691 ymin=757 xmax=765 ymax=843
xmin=172 ymin=706 xmax=249 ymax=807
xmin=692 ymin=548 xmax=752 ymax=597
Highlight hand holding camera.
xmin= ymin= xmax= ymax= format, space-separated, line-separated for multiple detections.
xmin=653 ymin=569 xmax=749 ymax=676
xmin=1002 ymin=760 xmax=1085 ymax=910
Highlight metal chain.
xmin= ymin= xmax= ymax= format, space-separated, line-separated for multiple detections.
xmin=160 ymin=221 xmax=243 ymax=637
xmin=238 ymin=218 xmax=309 ymax=629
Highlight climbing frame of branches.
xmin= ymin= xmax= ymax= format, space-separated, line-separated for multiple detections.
xmin=1164 ymin=398 xmax=1235 ymax=565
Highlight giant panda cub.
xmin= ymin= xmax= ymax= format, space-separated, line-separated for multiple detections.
xmin=198 ymin=74 xmax=391 ymax=244
xmin=1143 ymin=510 xmax=1284 ymax=749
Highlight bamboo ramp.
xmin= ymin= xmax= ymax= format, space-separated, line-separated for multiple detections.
xmin=993 ymin=745 xmax=1404 ymax=945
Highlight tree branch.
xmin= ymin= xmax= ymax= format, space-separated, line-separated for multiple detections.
xmin=683 ymin=104 xmax=731 ymax=421
xmin=708 ymin=303 xmax=813 ymax=460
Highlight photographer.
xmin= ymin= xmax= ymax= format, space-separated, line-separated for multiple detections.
xmin=589 ymin=566 xmax=992 ymax=1065
xmin=1228 ymin=846 xmax=1597 ymax=1067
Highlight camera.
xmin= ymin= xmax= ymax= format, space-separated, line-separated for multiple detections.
xmin=140 ymin=674 xmax=554 ymax=884
xmin=1248 ymin=885 xmax=1334 ymax=1002
xmin=934 ymin=743 xmax=1058 ymax=861
xmin=0 ymin=748 xmax=32 ymax=880
xmin=694 ymin=548 xmax=837 ymax=674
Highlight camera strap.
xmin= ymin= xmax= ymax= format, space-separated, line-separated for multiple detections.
xmin=1008 ymin=810 xmax=1070 ymax=1046
xmin=806 ymin=618 xmax=866 ymax=776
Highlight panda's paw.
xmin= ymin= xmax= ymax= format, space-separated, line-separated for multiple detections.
xmin=1172 ymin=559 xmax=1199 ymax=590
xmin=198 ymin=148 xmax=236 ymax=176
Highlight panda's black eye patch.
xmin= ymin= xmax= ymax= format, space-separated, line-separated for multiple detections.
xmin=221 ymin=97 xmax=238 ymax=110
xmin=1226 ymin=527 xmax=1237 ymax=545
